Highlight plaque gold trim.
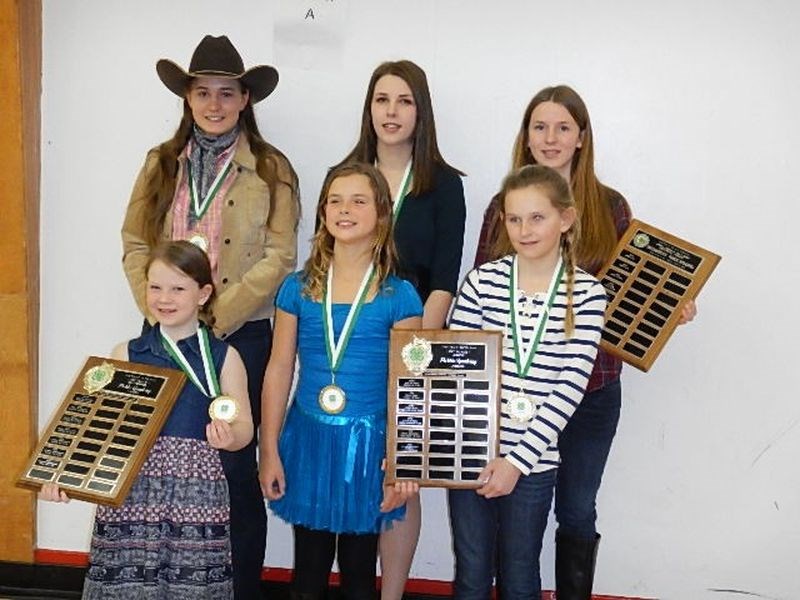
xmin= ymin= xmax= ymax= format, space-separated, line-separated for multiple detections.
xmin=16 ymin=356 xmax=186 ymax=506
xmin=596 ymin=219 xmax=721 ymax=371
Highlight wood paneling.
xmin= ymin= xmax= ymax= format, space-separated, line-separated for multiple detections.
xmin=0 ymin=0 xmax=41 ymax=562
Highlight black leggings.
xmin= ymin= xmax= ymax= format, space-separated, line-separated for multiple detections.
xmin=293 ymin=525 xmax=378 ymax=599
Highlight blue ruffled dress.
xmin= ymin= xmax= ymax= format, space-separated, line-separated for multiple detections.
xmin=269 ymin=272 xmax=422 ymax=534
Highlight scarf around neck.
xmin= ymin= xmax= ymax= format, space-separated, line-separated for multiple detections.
xmin=187 ymin=124 xmax=240 ymax=221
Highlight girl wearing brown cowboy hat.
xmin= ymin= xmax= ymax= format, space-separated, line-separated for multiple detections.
xmin=121 ymin=34 xmax=299 ymax=599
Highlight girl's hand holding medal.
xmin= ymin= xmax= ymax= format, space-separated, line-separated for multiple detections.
xmin=206 ymin=417 xmax=237 ymax=450
xmin=207 ymin=395 xmax=241 ymax=449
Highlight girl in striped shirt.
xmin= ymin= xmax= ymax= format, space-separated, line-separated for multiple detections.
xmin=448 ymin=165 xmax=607 ymax=599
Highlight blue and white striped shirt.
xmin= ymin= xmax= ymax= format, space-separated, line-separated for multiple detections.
xmin=449 ymin=255 xmax=607 ymax=475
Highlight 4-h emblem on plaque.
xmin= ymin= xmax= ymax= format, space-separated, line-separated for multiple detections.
xmin=633 ymin=232 xmax=650 ymax=249
xmin=401 ymin=336 xmax=433 ymax=376
xmin=83 ymin=362 xmax=116 ymax=393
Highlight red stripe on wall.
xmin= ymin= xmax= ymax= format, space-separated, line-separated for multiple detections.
xmin=33 ymin=549 xmax=648 ymax=599
xmin=34 ymin=549 xmax=89 ymax=567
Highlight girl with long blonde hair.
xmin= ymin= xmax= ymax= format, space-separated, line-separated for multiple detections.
xmin=260 ymin=163 xmax=420 ymax=600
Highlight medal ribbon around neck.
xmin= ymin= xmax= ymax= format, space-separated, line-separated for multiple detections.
xmin=389 ymin=160 xmax=413 ymax=223
xmin=323 ymin=263 xmax=376 ymax=379
xmin=161 ymin=326 xmax=221 ymax=398
xmin=186 ymin=153 xmax=235 ymax=221
xmin=509 ymin=255 xmax=565 ymax=379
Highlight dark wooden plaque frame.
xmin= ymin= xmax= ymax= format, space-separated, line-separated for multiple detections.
xmin=17 ymin=356 xmax=186 ymax=506
xmin=597 ymin=219 xmax=721 ymax=371
xmin=386 ymin=329 xmax=502 ymax=489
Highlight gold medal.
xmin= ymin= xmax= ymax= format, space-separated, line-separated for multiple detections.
xmin=187 ymin=232 xmax=209 ymax=252
xmin=320 ymin=263 xmax=373 ymax=416
xmin=318 ymin=384 xmax=346 ymax=414
xmin=209 ymin=395 xmax=239 ymax=423
xmin=508 ymin=394 xmax=536 ymax=423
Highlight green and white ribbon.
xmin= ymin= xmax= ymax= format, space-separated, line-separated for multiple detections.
xmin=391 ymin=160 xmax=413 ymax=223
xmin=187 ymin=154 xmax=235 ymax=221
xmin=509 ymin=256 xmax=564 ymax=379
xmin=161 ymin=326 xmax=220 ymax=398
xmin=323 ymin=264 xmax=376 ymax=377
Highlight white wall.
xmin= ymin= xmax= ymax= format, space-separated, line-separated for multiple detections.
xmin=38 ymin=1 xmax=800 ymax=598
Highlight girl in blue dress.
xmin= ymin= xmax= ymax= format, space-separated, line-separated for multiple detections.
xmin=259 ymin=163 xmax=422 ymax=600
xmin=334 ymin=61 xmax=467 ymax=599
xmin=40 ymin=241 xmax=253 ymax=600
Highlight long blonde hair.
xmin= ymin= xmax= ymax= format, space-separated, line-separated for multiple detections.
xmin=494 ymin=165 xmax=581 ymax=336
xmin=302 ymin=163 xmax=397 ymax=300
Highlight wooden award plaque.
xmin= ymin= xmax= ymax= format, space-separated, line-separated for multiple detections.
xmin=17 ymin=356 xmax=186 ymax=506
xmin=386 ymin=329 xmax=502 ymax=488
xmin=597 ymin=219 xmax=721 ymax=371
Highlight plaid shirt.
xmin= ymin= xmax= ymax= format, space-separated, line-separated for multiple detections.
xmin=171 ymin=140 xmax=238 ymax=280
xmin=473 ymin=186 xmax=632 ymax=393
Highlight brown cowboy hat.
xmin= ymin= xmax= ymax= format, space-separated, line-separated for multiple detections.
xmin=156 ymin=35 xmax=278 ymax=103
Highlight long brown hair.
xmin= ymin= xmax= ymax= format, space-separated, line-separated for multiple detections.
xmin=494 ymin=165 xmax=581 ymax=336
xmin=146 ymin=240 xmax=216 ymax=324
xmin=507 ymin=85 xmax=616 ymax=269
xmin=302 ymin=163 xmax=397 ymax=300
xmin=336 ymin=60 xmax=463 ymax=195
xmin=140 ymin=80 xmax=298 ymax=247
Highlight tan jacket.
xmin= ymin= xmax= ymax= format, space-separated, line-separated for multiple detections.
xmin=121 ymin=137 xmax=299 ymax=338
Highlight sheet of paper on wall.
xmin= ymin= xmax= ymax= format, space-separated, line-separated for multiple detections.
xmin=274 ymin=0 xmax=348 ymax=70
